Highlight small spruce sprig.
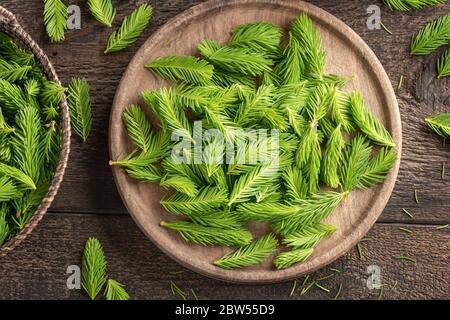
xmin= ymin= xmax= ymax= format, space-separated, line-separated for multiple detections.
xmin=214 ymin=233 xmax=278 ymax=269
xmin=146 ymin=56 xmax=214 ymax=85
xmin=67 ymin=78 xmax=92 ymax=142
xmin=81 ymin=237 xmax=129 ymax=300
xmin=425 ymin=113 xmax=450 ymax=138
xmin=437 ymin=47 xmax=450 ymax=78
xmin=160 ymin=220 xmax=252 ymax=247
xmin=274 ymin=248 xmax=314 ymax=270
xmin=228 ymin=22 xmax=282 ymax=59
xmin=81 ymin=237 xmax=107 ymax=300
xmin=105 ymin=3 xmax=153 ymax=53
xmin=411 ymin=13 xmax=450 ymax=55
xmin=104 ymin=279 xmax=129 ymax=300
xmin=349 ymin=91 xmax=395 ymax=147
xmin=383 ymin=0 xmax=447 ymax=11
xmin=43 ymin=0 xmax=68 ymax=42
xmin=87 ymin=0 xmax=116 ymax=27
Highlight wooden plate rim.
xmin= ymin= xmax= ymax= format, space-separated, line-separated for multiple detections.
xmin=109 ymin=0 xmax=402 ymax=284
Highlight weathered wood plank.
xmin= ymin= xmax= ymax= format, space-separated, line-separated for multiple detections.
xmin=0 ymin=0 xmax=448 ymax=224
xmin=0 ymin=213 xmax=448 ymax=299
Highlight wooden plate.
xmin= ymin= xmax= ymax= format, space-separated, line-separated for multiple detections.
xmin=109 ymin=0 xmax=402 ymax=283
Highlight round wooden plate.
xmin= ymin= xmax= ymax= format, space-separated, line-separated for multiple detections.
xmin=109 ymin=0 xmax=402 ymax=283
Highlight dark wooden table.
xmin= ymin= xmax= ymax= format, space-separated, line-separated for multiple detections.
xmin=0 ymin=0 xmax=448 ymax=300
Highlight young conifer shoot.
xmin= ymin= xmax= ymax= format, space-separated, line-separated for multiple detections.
xmin=110 ymin=14 xmax=397 ymax=270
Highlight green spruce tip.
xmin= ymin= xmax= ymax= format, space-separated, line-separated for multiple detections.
xmin=437 ymin=47 xmax=450 ymax=79
xmin=410 ymin=12 xmax=450 ymax=55
xmin=43 ymin=0 xmax=68 ymax=42
xmin=146 ymin=56 xmax=214 ymax=85
xmin=349 ymin=91 xmax=395 ymax=147
xmin=87 ymin=0 xmax=116 ymax=27
xmin=104 ymin=279 xmax=129 ymax=300
xmin=425 ymin=113 xmax=450 ymax=138
xmin=105 ymin=3 xmax=153 ymax=53
xmin=67 ymin=78 xmax=92 ymax=142
xmin=384 ymin=0 xmax=446 ymax=11
xmin=81 ymin=237 xmax=107 ymax=300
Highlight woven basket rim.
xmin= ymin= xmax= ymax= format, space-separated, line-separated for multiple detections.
xmin=0 ymin=6 xmax=71 ymax=256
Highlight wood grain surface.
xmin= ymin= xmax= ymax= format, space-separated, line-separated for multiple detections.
xmin=109 ymin=0 xmax=401 ymax=283
xmin=0 ymin=0 xmax=449 ymax=299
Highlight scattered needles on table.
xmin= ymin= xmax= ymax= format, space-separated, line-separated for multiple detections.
xmin=110 ymin=13 xmax=397 ymax=270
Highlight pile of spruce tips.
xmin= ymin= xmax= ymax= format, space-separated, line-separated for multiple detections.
xmin=111 ymin=13 xmax=397 ymax=270
xmin=0 ymin=32 xmax=63 ymax=247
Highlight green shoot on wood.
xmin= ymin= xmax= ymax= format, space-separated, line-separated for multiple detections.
xmin=410 ymin=13 xmax=450 ymax=55
xmin=104 ymin=279 xmax=129 ymax=300
xmin=425 ymin=113 xmax=450 ymax=139
xmin=105 ymin=4 xmax=153 ymax=53
xmin=81 ymin=237 xmax=107 ymax=300
xmin=68 ymin=78 xmax=92 ymax=142
xmin=384 ymin=0 xmax=446 ymax=11
xmin=437 ymin=48 xmax=450 ymax=78
xmin=43 ymin=0 xmax=68 ymax=42
xmin=87 ymin=0 xmax=116 ymax=27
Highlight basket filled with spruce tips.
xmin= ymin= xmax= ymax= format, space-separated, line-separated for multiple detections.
xmin=0 ymin=6 xmax=70 ymax=255
xmin=109 ymin=0 xmax=401 ymax=282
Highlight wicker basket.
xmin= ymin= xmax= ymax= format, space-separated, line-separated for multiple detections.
xmin=0 ymin=6 xmax=71 ymax=256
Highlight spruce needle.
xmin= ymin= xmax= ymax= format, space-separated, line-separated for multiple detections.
xmin=414 ymin=189 xmax=419 ymax=204
xmin=316 ymin=273 xmax=334 ymax=281
xmin=399 ymin=227 xmax=413 ymax=234
xmin=314 ymin=282 xmax=330 ymax=293
xmin=377 ymin=284 xmax=385 ymax=300
xmin=330 ymin=267 xmax=341 ymax=273
xmin=380 ymin=22 xmax=392 ymax=35
xmin=290 ymin=280 xmax=297 ymax=296
xmin=170 ymin=281 xmax=187 ymax=300
xmin=333 ymin=284 xmax=342 ymax=300
xmin=394 ymin=255 xmax=417 ymax=263
xmin=398 ymin=75 xmax=404 ymax=89
xmin=300 ymin=281 xmax=315 ymax=296
xmin=402 ymin=208 xmax=413 ymax=218
xmin=442 ymin=161 xmax=446 ymax=179
xmin=190 ymin=288 xmax=198 ymax=300
xmin=436 ymin=224 xmax=449 ymax=230
xmin=356 ymin=243 xmax=364 ymax=260
xmin=391 ymin=280 xmax=398 ymax=290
